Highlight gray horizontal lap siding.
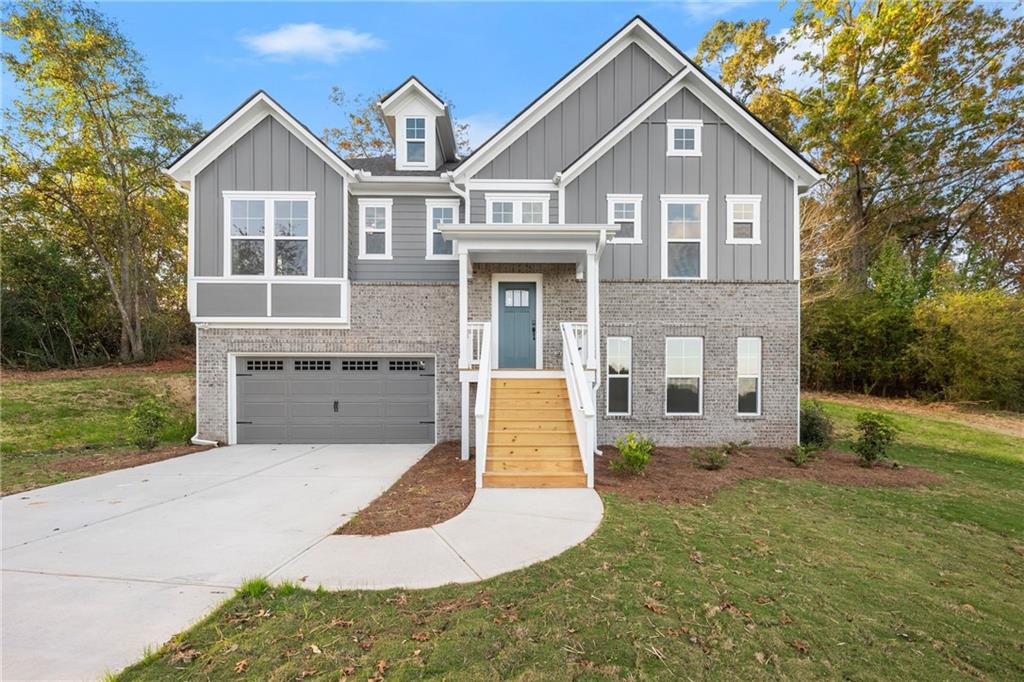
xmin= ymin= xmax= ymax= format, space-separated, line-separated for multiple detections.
xmin=565 ymin=88 xmax=795 ymax=282
xmin=348 ymin=196 xmax=461 ymax=281
xmin=474 ymin=43 xmax=670 ymax=180
xmin=469 ymin=191 xmax=559 ymax=225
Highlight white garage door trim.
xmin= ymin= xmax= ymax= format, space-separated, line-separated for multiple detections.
xmin=226 ymin=351 xmax=438 ymax=445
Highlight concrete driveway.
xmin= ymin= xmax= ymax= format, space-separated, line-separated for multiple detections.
xmin=1 ymin=443 xmax=430 ymax=682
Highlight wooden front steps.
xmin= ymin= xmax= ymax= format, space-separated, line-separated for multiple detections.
xmin=483 ymin=376 xmax=586 ymax=488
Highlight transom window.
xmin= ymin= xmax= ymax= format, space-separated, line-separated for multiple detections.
xmin=224 ymin=192 xmax=314 ymax=277
xmin=606 ymin=194 xmax=643 ymax=244
xmin=606 ymin=337 xmax=632 ymax=416
xmin=485 ymin=194 xmax=549 ymax=225
xmin=405 ymin=116 xmax=426 ymax=164
xmin=359 ymin=198 xmax=393 ymax=259
xmin=425 ymin=199 xmax=459 ymax=259
xmin=667 ymin=120 xmax=702 ymax=157
xmin=726 ymin=195 xmax=762 ymax=244
xmin=661 ymin=195 xmax=708 ymax=279
xmin=737 ymin=337 xmax=762 ymax=415
xmin=666 ymin=337 xmax=703 ymax=415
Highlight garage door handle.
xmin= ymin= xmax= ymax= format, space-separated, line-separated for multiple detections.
xmin=333 ymin=400 xmax=339 ymax=413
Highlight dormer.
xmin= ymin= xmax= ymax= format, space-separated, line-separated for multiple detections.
xmin=378 ymin=77 xmax=458 ymax=171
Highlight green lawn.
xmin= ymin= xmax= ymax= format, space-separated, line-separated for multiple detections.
xmin=1 ymin=369 xmax=195 ymax=493
xmin=117 ymin=401 xmax=1024 ymax=681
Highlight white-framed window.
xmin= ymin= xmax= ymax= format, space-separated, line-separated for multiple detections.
xmin=223 ymin=191 xmax=315 ymax=278
xmin=666 ymin=119 xmax=702 ymax=157
xmin=358 ymin=198 xmax=393 ymax=259
xmin=606 ymin=336 xmax=632 ymax=416
xmin=485 ymin=194 xmax=549 ymax=225
xmin=726 ymin=195 xmax=762 ymax=245
xmin=425 ymin=198 xmax=459 ymax=259
xmin=404 ymin=116 xmax=426 ymax=164
xmin=606 ymin=194 xmax=643 ymax=244
xmin=661 ymin=194 xmax=708 ymax=280
xmin=666 ymin=337 xmax=703 ymax=416
xmin=737 ymin=337 xmax=762 ymax=416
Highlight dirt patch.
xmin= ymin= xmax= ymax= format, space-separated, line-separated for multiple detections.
xmin=596 ymin=446 xmax=944 ymax=506
xmin=2 ymin=348 xmax=194 ymax=381
xmin=337 ymin=441 xmax=474 ymax=536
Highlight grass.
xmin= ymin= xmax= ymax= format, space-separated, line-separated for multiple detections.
xmin=116 ymin=399 xmax=1024 ymax=681
xmin=0 ymin=369 xmax=195 ymax=493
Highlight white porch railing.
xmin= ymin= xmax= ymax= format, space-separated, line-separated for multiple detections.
xmin=567 ymin=322 xmax=588 ymax=364
xmin=474 ymin=322 xmax=493 ymax=487
xmin=560 ymin=322 xmax=596 ymax=487
xmin=466 ymin=321 xmax=486 ymax=367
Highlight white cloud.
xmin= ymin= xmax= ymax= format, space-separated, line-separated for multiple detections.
xmin=241 ymin=23 xmax=382 ymax=63
xmin=666 ymin=0 xmax=759 ymax=21
xmin=771 ymin=30 xmax=822 ymax=91
xmin=460 ymin=113 xmax=507 ymax=151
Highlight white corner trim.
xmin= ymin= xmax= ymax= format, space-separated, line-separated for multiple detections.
xmin=794 ymin=182 xmax=801 ymax=281
xmin=606 ymin=193 xmax=643 ymax=244
xmin=425 ymin=198 xmax=460 ymax=260
xmin=724 ymin=194 xmax=762 ymax=245
xmin=666 ymin=119 xmax=703 ymax=157
xmin=222 ymin=191 xmax=316 ymax=278
xmin=490 ymin=273 xmax=543 ymax=369
xmin=660 ymin=194 xmax=709 ymax=280
xmin=357 ymin=197 xmax=394 ymax=260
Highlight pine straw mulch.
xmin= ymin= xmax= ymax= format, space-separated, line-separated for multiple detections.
xmin=595 ymin=446 xmax=945 ymax=505
xmin=336 ymin=441 xmax=475 ymax=536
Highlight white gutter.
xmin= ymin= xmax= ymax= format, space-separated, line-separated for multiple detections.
xmin=443 ymin=171 xmax=470 ymax=223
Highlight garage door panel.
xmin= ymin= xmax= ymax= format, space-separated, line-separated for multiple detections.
xmin=290 ymin=403 xmax=335 ymax=418
xmin=386 ymin=402 xmax=432 ymax=418
xmin=239 ymin=403 xmax=289 ymax=419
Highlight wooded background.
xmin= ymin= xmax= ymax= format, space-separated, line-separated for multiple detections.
xmin=3 ymin=0 xmax=1022 ymax=409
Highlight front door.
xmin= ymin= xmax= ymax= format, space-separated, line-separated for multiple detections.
xmin=497 ymin=282 xmax=537 ymax=368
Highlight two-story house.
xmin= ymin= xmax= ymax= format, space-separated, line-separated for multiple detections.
xmin=165 ymin=16 xmax=821 ymax=489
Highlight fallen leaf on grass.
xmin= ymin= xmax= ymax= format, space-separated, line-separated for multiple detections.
xmin=411 ymin=632 xmax=430 ymax=642
xmin=308 ymin=643 xmax=321 ymax=655
xmin=169 ymin=643 xmax=200 ymax=665
xmin=644 ymin=598 xmax=668 ymax=615
xmin=789 ymin=639 xmax=810 ymax=654
xmin=755 ymin=595 xmax=773 ymax=605
xmin=690 ymin=551 xmax=704 ymax=565
xmin=779 ymin=614 xmax=794 ymax=625
xmin=369 ymin=659 xmax=388 ymax=682
xmin=233 ymin=659 xmax=248 ymax=674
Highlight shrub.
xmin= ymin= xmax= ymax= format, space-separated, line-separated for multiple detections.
xmin=800 ymin=401 xmax=835 ymax=448
xmin=692 ymin=446 xmax=728 ymax=470
xmin=611 ymin=432 xmax=654 ymax=474
xmin=722 ymin=440 xmax=750 ymax=456
xmin=785 ymin=444 xmax=818 ymax=467
xmin=127 ymin=397 xmax=167 ymax=450
xmin=851 ymin=411 xmax=899 ymax=466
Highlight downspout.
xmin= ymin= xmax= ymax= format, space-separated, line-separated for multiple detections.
xmin=443 ymin=171 xmax=469 ymax=224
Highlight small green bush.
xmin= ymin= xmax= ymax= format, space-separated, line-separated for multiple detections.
xmin=785 ymin=444 xmax=818 ymax=467
xmin=722 ymin=440 xmax=750 ymax=456
xmin=851 ymin=411 xmax=899 ymax=467
xmin=800 ymin=401 xmax=834 ymax=448
xmin=611 ymin=432 xmax=654 ymax=474
xmin=127 ymin=397 xmax=167 ymax=450
xmin=692 ymin=446 xmax=729 ymax=470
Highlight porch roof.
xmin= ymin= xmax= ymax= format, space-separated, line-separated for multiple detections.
xmin=440 ymin=224 xmax=619 ymax=263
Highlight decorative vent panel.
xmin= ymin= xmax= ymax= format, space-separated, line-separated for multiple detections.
xmin=389 ymin=359 xmax=426 ymax=372
xmin=246 ymin=360 xmax=284 ymax=371
xmin=340 ymin=360 xmax=379 ymax=371
xmin=294 ymin=360 xmax=332 ymax=371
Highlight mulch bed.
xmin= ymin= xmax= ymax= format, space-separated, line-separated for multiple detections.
xmin=596 ymin=446 xmax=945 ymax=505
xmin=336 ymin=441 xmax=475 ymax=536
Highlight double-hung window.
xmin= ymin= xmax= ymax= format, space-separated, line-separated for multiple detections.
xmin=359 ymin=198 xmax=392 ymax=259
xmin=486 ymin=194 xmax=549 ymax=224
xmin=405 ymin=116 xmax=426 ymax=164
xmin=606 ymin=194 xmax=642 ymax=244
xmin=737 ymin=337 xmax=762 ymax=415
xmin=666 ymin=120 xmax=702 ymax=157
xmin=225 ymin=192 xmax=314 ymax=277
xmin=425 ymin=199 xmax=459 ymax=259
xmin=666 ymin=337 xmax=703 ymax=415
xmin=606 ymin=337 xmax=632 ymax=416
xmin=726 ymin=195 xmax=762 ymax=244
xmin=661 ymin=195 xmax=708 ymax=279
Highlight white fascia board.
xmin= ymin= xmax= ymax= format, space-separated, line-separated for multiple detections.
xmin=379 ymin=78 xmax=446 ymax=112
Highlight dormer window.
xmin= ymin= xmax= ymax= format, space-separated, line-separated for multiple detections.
xmin=667 ymin=120 xmax=702 ymax=157
xmin=405 ymin=117 xmax=426 ymax=163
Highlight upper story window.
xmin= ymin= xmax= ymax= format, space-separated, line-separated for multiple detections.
xmin=661 ymin=194 xmax=708 ymax=280
xmin=606 ymin=194 xmax=643 ymax=244
xmin=485 ymin=194 xmax=549 ymax=225
xmin=726 ymin=195 xmax=762 ymax=244
xmin=224 ymin=191 xmax=314 ymax=277
xmin=358 ymin=198 xmax=393 ymax=260
xmin=405 ymin=117 xmax=426 ymax=163
xmin=666 ymin=120 xmax=702 ymax=157
xmin=425 ymin=199 xmax=459 ymax=259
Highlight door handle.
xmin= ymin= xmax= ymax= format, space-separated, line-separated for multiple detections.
xmin=333 ymin=400 xmax=339 ymax=413
xmin=531 ymin=321 xmax=536 ymax=340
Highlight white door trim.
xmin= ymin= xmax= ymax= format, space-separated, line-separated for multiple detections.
xmin=490 ymin=273 xmax=543 ymax=369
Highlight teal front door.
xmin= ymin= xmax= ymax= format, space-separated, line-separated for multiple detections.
xmin=498 ymin=282 xmax=537 ymax=368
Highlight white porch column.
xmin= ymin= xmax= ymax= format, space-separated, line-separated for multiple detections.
xmin=460 ymin=382 xmax=470 ymax=460
xmin=458 ymin=252 xmax=469 ymax=367
xmin=585 ymin=250 xmax=599 ymax=369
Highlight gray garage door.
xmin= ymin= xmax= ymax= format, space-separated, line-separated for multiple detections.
xmin=235 ymin=356 xmax=435 ymax=444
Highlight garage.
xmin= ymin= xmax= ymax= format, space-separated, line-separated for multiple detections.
xmin=234 ymin=356 xmax=435 ymax=444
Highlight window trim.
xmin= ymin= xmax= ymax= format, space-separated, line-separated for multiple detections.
xmin=397 ymin=114 xmax=432 ymax=170
xmin=222 ymin=191 xmax=316 ymax=279
xmin=660 ymin=194 xmax=709 ymax=280
xmin=358 ymin=198 xmax=393 ymax=260
xmin=484 ymin=193 xmax=550 ymax=225
xmin=725 ymin=194 xmax=762 ymax=245
xmin=665 ymin=336 xmax=704 ymax=417
xmin=606 ymin=336 xmax=632 ymax=416
xmin=666 ymin=119 xmax=703 ymax=157
xmin=606 ymin=194 xmax=643 ymax=245
xmin=736 ymin=336 xmax=763 ymax=416
xmin=425 ymin=198 xmax=460 ymax=260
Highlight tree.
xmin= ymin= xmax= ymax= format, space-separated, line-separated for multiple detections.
xmin=1 ymin=0 xmax=200 ymax=361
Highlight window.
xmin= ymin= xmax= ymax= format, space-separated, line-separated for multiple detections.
xmin=425 ymin=199 xmax=459 ymax=259
xmin=737 ymin=337 xmax=762 ymax=415
xmin=667 ymin=120 xmax=702 ymax=157
xmin=606 ymin=194 xmax=642 ymax=244
xmin=666 ymin=337 xmax=703 ymax=415
xmin=485 ymin=194 xmax=549 ymax=224
xmin=224 ymin=192 xmax=314 ymax=277
xmin=405 ymin=116 xmax=426 ymax=164
xmin=606 ymin=337 xmax=632 ymax=416
xmin=359 ymin=198 xmax=392 ymax=259
xmin=661 ymin=195 xmax=708 ymax=279
xmin=726 ymin=195 xmax=762 ymax=244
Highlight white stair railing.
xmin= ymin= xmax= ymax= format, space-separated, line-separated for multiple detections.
xmin=466 ymin=321 xmax=486 ymax=367
xmin=567 ymin=322 xmax=588 ymax=362
xmin=561 ymin=322 xmax=596 ymax=487
xmin=473 ymin=322 xmax=493 ymax=488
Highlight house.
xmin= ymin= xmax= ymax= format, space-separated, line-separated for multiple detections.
xmin=165 ymin=16 xmax=822 ymax=489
